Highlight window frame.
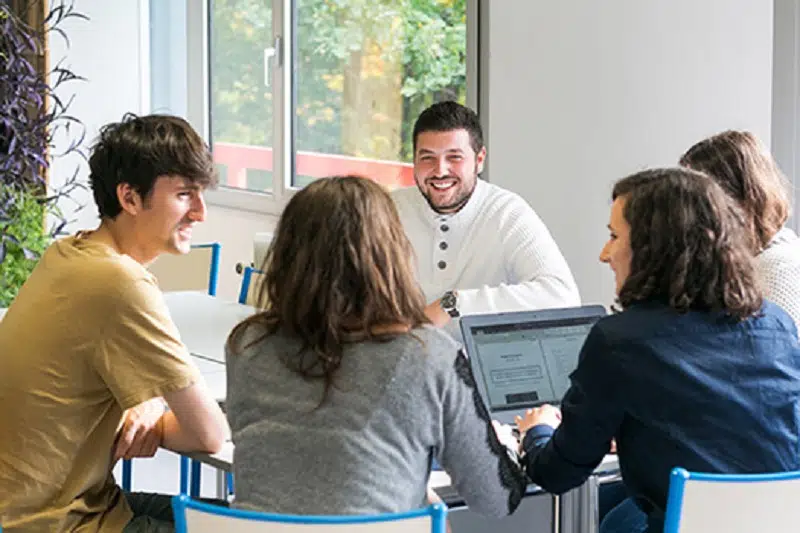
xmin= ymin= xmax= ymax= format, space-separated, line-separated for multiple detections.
xmin=181 ymin=0 xmax=482 ymax=215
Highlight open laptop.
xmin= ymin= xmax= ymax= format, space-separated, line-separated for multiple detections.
xmin=459 ymin=305 xmax=607 ymax=424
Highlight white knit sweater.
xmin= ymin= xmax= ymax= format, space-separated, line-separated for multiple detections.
xmin=392 ymin=180 xmax=581 ymax=318
xmin=759 ymin=227 xmax=800 ymax=335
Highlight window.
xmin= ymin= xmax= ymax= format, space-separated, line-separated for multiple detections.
xmin=156 ymin=0 xmax=478 ymax=213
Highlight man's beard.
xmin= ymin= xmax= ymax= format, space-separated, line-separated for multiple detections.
xmin=422 ymin=167 xmax=479 ymax=214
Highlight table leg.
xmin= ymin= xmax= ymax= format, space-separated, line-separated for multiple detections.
xmin=558 ymin=475 xmax=599 ymax=533
xmin=216 ymin=469 xmax=227 ymax=500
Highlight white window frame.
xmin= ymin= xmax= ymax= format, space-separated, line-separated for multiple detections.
xmin=182 ymin=0 xmax=482 ymax=215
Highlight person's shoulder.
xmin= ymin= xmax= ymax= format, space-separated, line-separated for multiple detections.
xmin=759 ymin=233 xmax=800 ymax=276
xmin=47 ymin=235 xmax=154 ymax=297
xmin=478 ymin=181 xmax=540 ymax=227
xmin=480 ymin=180 xmax=528 ymax=207
xmin=401 ymin=325 xmax=463 ymax=370
xmin=751 ymin=300 xmax=798 ymax=337
xmin=226 ymin=318 xmax=278 ymax=362
xmin=59 ymin=235 xmax=149 ymax=276
xmin=590 ymin=303 xmax=676 ymax=342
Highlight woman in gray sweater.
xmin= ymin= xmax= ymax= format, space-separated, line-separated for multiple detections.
xmin=225 ymin=176 xmax=526 ymax=518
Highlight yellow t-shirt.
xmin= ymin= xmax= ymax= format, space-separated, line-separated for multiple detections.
xmin=0 ymin=234 xmax=201 ymax=532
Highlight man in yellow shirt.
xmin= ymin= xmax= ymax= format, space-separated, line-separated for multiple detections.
xmin=0 ymin=114 xmax=230 ymax=532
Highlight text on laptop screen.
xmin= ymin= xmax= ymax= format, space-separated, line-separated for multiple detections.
xmin=470 ymin=318 xmax=594 ymax=410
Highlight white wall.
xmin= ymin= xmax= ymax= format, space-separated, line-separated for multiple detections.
xmin=485 ymin=0 xmax=774 ymax=306
xmin=51 ymin=0 xmax=779 ymax=305
xmin=49 ymin=0 xmax=147 ymax=233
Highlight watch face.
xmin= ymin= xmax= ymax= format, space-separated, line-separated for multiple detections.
xmin=441 ymin=292 xmax=457 ymax=309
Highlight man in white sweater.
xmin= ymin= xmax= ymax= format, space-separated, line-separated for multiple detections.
xmin=392 ymin=102 xmax=580 ymax=330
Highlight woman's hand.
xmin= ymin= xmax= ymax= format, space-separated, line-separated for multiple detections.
xmin=515 ymin=404 xmax=562 ymax=434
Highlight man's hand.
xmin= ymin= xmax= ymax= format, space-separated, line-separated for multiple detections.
xmin=424 ymin=298 xmax=451 ymax=328
xmin=515 ymin=404 xmax=562 ymax=435
xmin=114 ymin=397 xmax=167 ymax=461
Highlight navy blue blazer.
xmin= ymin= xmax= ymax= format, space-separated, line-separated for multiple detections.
xmin=522 ymin=301 xmax=800 ymax=529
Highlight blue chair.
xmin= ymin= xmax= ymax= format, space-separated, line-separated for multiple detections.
xmin=123 ymin=243 xmax=222 ymax=493
xmin=238 ymin=265 xmax=265 ymax=306
xmin=663 ymin=467 xmax=800 ymax=533
xmin=172 ymin=494 xmax=447 ymax=533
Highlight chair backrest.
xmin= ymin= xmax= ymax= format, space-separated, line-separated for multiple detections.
xmin=663 ymin=467 xmax=800 ymax=533
xmin=238 ymin=266 xmax=266 ymax=306
xmin=172 ymin=495 xmax=447 ymax=533
xmin=148 ymin=243 xmax=221 ymax=296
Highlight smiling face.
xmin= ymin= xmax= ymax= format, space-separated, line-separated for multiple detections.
xmin=120 ymin=175 xmax=207 ymax=262
xmin=599 ymin=196 xmax=633 ymax=295
xmin=413 ymin=129 xmax=486 ymax=214
xmin=144 ymin=176 xmax=206 ymax=255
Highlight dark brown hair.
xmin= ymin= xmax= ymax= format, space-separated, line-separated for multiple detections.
xmin=89 ymin=113 xmax=217 ymax=219
xmin=413 ymin=101 xmax=484 ymax=155
xmin=680 ymin=130 xmax=790 ymax=251
xmin=612 ymin=167 xmax=762 ymax=319
xmin=227 ymin=176 xmax=430 ymax=400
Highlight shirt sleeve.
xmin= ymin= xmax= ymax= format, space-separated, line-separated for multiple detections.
xmin=437 ymin=349 xmax=528 ymax=518
xmin=93 ymin=277 xmax=201 ymax=410
xmin=457 ymin=199 xmax=581 ymax=315
xmin=521 ymin=324 xmax=623 ymax=493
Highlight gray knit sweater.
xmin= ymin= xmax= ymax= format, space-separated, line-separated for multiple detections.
xmin=225 ymin=324 xmax=526 ymax=518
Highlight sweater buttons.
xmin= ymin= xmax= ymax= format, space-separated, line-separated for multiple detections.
xmin=439 ymin=241 xmax=448 ymax=251
xmin=440 ymin=224 xmax=449 ymax=232
xmin=438 ymin=260 xmax=447 ymax=270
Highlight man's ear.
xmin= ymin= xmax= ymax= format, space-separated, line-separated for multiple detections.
xmin=117 ymin=183 xmax=143 ymax=216
xmin=476 ymin=146 xmax=487 ymax=174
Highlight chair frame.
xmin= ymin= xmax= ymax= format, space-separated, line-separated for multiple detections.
xmin=663 ymin=467 xmax=800 ymax=533
xmin=171 ymin=494 xmax=447 ymax=533
xmin=238 ymin=265 xmax=264 ymax=305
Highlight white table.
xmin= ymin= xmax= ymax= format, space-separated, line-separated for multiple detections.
xmin=164 ymin=291 xmax=257 ymax=403
xmin=164 ymin=291 xmax=258 ymax=364
xmin=0 ymin=308 xmax=7 ymax=321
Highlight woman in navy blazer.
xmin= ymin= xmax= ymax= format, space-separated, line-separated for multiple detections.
xmin=518 ymin=167 xmax=800 ymax=533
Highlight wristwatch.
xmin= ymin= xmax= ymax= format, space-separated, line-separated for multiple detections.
xmin=440 ymin=290 xmax=460 ymax=318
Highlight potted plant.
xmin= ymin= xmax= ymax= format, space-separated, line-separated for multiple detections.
xmin=0 ymin=0 xmax=87 ymax=307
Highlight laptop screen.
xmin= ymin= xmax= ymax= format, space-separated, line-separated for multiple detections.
xmin=468 ymin=316 xmax=598 ymax=411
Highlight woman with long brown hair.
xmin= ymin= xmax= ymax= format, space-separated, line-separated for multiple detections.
xmin=224 ymin=176 xmax=526 ymax=517
xmin=680 ymin=130 xmax=800 ymax=332
xmin=516 ymin=168 xmax=800 ymax=533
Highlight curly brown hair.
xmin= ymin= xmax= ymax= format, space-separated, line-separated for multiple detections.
xmin=679 ymin=130 xmax=790 ymax=252
xmin=227 ymin=176 xmax=430 ymax=401
xmin=613 ymin=168 xmax=762 ymax=319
